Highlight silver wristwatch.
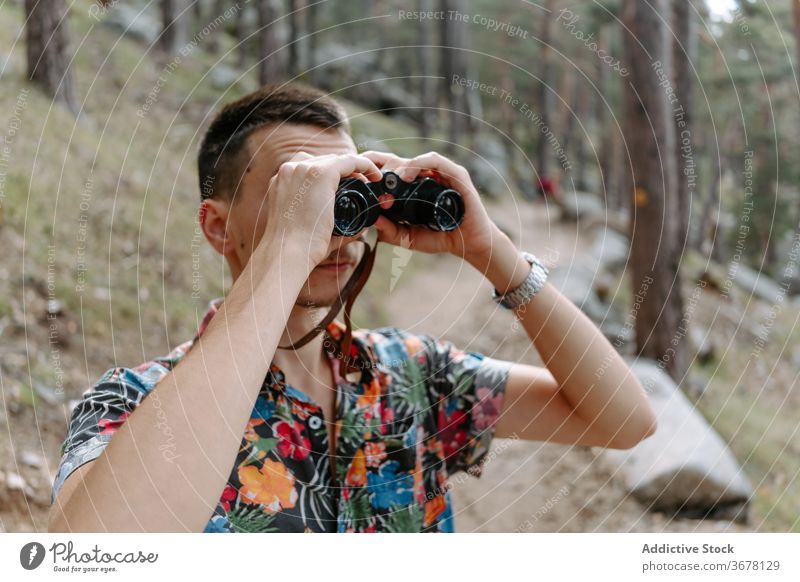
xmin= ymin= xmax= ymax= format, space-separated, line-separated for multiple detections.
xmin=491 ymin=251 xmax=549 ymax=310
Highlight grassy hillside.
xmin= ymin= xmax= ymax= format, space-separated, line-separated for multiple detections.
xmin=0 ymin=3 xmax=436 ymax=531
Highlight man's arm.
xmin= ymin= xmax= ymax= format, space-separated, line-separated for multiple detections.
xmin=360 ymin=150 xmax=657 ymax=451
xmin=475 ymin=231 xmax=658 ymax=449
xmin=48 ymin=244 xmax=311 ymax=532
xmin=49 ymin=153 xmax=382 ymax=532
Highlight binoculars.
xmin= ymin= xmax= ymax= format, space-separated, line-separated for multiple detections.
xmin=332 ymin=171 xmax=465 ymax=236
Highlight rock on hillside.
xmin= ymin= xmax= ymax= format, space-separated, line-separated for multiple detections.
xmin=603 ymin=359 xmax=753 ymax=522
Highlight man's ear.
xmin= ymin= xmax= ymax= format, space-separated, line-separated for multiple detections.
xmin=200 ymin=199 xmax=234 ymax=257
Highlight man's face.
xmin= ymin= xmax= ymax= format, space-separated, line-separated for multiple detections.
xmin=217 ymin=123 xmax=365 ymax=308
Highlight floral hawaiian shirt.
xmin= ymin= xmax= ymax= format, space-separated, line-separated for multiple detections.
xmin=51 ymin=298 xmax=513 ymax=532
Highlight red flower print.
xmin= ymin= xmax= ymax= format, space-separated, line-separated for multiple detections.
xmin=380 ymin=407 xmax=394 ymax=434
xmin=221 ymin=485 xmax=237 ymax=501
xmin=98 ymin=411 xmax=131 ymax=435
xmin=220 ymin=485 xmax=237 ymax=511
xmin=274 ymin=420 xmax=311 ymax=461
xmin=438 ymin=408 xmax=468 ymax=459
xmin=473 ymin=387 xmax=504 ymax=431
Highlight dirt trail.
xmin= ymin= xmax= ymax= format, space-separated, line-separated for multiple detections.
xmin=383 ymin=195 xmax=751 ymax=533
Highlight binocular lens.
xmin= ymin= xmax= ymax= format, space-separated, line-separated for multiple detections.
xmin=333 ymin=180 xmax=381 ymax=237
xmin=431 ymin=189 xmax=463 ymax=232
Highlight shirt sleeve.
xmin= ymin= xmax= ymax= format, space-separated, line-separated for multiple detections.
xmin=50 ymin=364 xmax=166 ymax=505
xmin=419 ymin=334 xmax=514 ymax=478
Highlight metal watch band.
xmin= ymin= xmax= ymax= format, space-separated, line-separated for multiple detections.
xmin=491 ymin=251 xmax=549 ymax=310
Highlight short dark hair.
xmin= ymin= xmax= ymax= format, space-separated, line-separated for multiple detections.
xmin=197 ymin=83 xmax=350 ymax=201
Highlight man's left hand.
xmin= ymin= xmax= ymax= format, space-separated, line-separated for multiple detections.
xmin=361 ymin=150 xmax=531 ymax=293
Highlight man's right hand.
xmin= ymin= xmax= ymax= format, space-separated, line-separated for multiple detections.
xmin=259 ymin=152 xmax=382 ymax=274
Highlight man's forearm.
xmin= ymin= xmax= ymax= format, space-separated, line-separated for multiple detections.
xmin=56 ymin=241 xmax=310 ymax=532
xmin=471 ymin=227 xmax=656 ymax=446
xmin=514 ymin=282 xmax=655 ymax=445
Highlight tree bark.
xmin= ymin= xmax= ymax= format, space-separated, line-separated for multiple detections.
xmin=235 ymin=2 xmax=247 ymax=69
xmin=622 ymin=0 xmax=687 ymax=383
xmin=439 ymin=0 xmax=470 ymax=152
xmin=795 ymin=1 xmax=800 ymax=101
xmin=672 ymin=0 xmax=695 ymax=256
xmin=207 ymin=0 xmax=227 ymax=54
xmin=793 ymin=0 xmax=800 ymax=227
xmin=25 ymin=0 xmax=78 ymax=114
xmin=258 ymin=0 xmax=281 ymax=85
xmin=286 ymin=0 xmax=302 ymax=77
xmin=418 ymin=0 xmax=437 ymax=138
xmin=159 ymin=0 xmax=188 ymax=54
xmin=535 ymin=0 xmax=556 ymax=179
xmin=596 ymin=28 xmax=617 ymax=206
xmin=307 ymin=0 xmax=318 ymax=84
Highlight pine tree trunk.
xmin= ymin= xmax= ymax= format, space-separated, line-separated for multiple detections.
xmin=258 ymin=0 xmax=281 ymax=85
xmin=234 ymin=3 xmax=248 ymax=69
xmin=794 ymin=0 xmax=800 ymax=227
xmin=25 ymin=0 xmax=78 ymax=114
xmin=286 ymin=0 xmax=302 ymax=77
xmin=795 ymin=1 xmax=800 ymax=101
xmin=307 ymin=0 xmax=318 ymax=84
xmin=672 ymin=0 xmax=695 ymax=255
xmin=207 ymin=0 xmax=227 ymax=54
xmin=596 ymin=29 xmax=616 ymax=206
xmin=439 ymin=0 xmax=469 ymax=152
xmin=418 ymin=0 xmax=437 ymax=138
xmin=160 ymin=0 xmax=187 ymax=54
xmin=535 ymin=0 xmax=556 ymax=179
xmin=622 ymin=0 xmax=687 ymax=383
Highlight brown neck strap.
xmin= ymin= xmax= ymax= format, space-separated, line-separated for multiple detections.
xmin=276 ymin=237 xmax=378 ymax=373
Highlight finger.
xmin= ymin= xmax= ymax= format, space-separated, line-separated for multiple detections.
xmin=377 ymin=193 xmax=394 ymax=210
xmin=395 ymin=152 xmax=472 ymax=195
xmin=374 ymin=215 xmax=406 ymax=244
xmin=331 ymin=154 xmax=383 ymax=182
xmin=361 ymin=150 xmax=406 ymax=170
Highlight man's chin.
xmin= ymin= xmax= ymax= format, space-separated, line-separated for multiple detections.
xmin=294 ymin=265 xmax=356 ymax=308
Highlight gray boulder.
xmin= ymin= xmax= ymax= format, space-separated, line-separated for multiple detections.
xmin=558 ymin=190 xmax=606 ymax=222
xmin=729 ymin=263 xmax=785 ymax=304
xmin=101 ymin=5 xmax=160 ymax=46
xmin=209 ymin=65 xmax=256 ymax=92
xmin=604 ymin=359 xmax=753 ymax=521
xmin=548 ymin=256 xmax=610 ymax=323
xmin=583 ymin=210 xmax=630 ymax=237
xmin=463 ymin=138 xmax=513 ymax=198
xmin=589 ymin=228 xmax=630 ymax=272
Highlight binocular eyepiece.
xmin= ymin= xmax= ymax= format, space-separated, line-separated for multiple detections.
xmin=333 ymin=171 xmax=465 ymax=237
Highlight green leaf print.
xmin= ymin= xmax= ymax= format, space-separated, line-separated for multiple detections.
xmin=228 ymin=501 xmax=280 ymax=533
xmin=393 ymin=359 xmax=429 ymax=413
xmin=385 ymin=505 xmax=424 ymax=533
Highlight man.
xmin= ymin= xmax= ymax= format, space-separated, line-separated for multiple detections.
xmin=48 ymin=83 xmax=656 ymax=533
